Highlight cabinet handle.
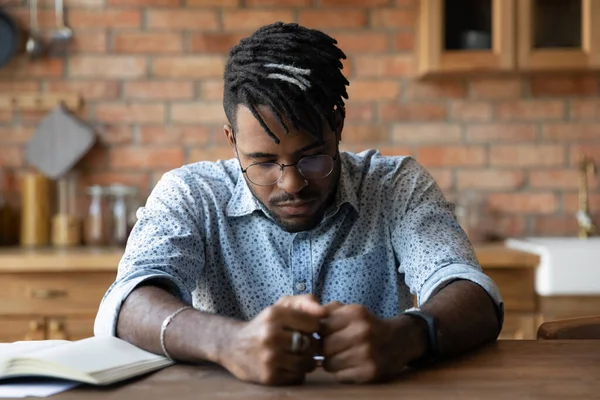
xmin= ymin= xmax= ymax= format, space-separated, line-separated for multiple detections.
xmin=30 ymin=289 xmax=68 ymax=299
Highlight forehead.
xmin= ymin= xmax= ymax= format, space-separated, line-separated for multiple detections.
xmin=234 ymin=105 xmax=321 ymax=151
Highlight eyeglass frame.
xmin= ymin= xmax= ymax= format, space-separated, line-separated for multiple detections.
xmin=236 ymin=149 xmax=339 ymax=187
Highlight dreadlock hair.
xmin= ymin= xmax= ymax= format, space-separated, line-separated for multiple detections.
xmin=223 ymin=22 xmax=349 ymax=144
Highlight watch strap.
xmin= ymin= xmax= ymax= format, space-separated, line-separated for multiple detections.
xmin=401 ymin=308 xmax=440 ymax=367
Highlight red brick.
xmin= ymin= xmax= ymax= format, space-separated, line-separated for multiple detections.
xmin=529 ymin=170 xmax=587 ymax=189
xmin=0 ymin=111 xmax=11 ymax=123
xmin=110 ymin=147 xmax=184 ymax=169
xmin=70 ymin=56 xmax=146 ymax=79
xmin=147 ymin=10 xmax=219 ymax=30
xmin=371 ymin=9 xmax=415 ymax=28
xmin=417 ymin=146 xmax=486 ymax=167
xmin=188 ymin=146 xmax=234 ymax=163
xmin=124 ymin=81 xmax=194 ymax=100
xmin=530 ymin=75 xmax=599 ymax=97
xmin=427 ymin=168 xmax=453 ymax=191
xmin=485 ymin=215 xmax=528 ymax=239
xmin=320 ymin=0 xmax=391 ymax=5
xmin=246 ymin=0 xmax=309 ymax=5
xmin=334 ymin=32 xmax=388 ymax=53
xmin=490 ymin=145 xmax=565 ymax=167
xmin=223 ymin=10 xmax=295 ymax=30
xmin=376 ymin=146 xmax=412 ymax=157
xmin=342 ymin=124 xmax=389 ymax=143
xmin=495 ymin=100 xmax=565 ymax=121
xmin=70 ymin=32 xmax=107 ymax=54
xmin=138 ymin=125 xmax=212 ymax=145
xmin=569 ymin=145 xmax=600 ymax=166
xmin=379 ymin=102 xmax=447 ymax=121
xmin=199 ymin=80 xmax=224 ymax=100
xmin=95 ymin=125 xmax=134 ymax=145
xmin=187 ymin=0 xmax=239 ymax=5
xmin=570 ymin=99 xmax=600 ymax=119
xmin=10 ymin=9 xmax=56 ymax=30
xmin=487 ymin=193 xmax=558 ymax=214
xmin=392 ymin=123 xmax=461 ymax=143
xmin=393 ymin=31 xmax=415 ymax=51
xmin=469 ymin=78 xmax=523 ymax=99
xmin=299 ymin=10 xmax=368 ymax=29
xmin=542 ymin=123 xmax=600 ymax=141
xmin=108 ymin=0 xmax=180 ymax=5
xmin=95 ymin=103 xmax=166 ymax=124
xmin=564 ymin=193 xmax=600 ymax=213
xmin=47 ymin=81 xmax=119 ymax=100
xmin=450 ymin=101 xmax=492 ymax=122
xmin=0 ymin=81 xmax=40 ymax=91
xmin=76 ymin=145 xmax=109 ymax=171
xmin=190 ymin=33 xmax=246 ymax=53
xmin=457 ymin=170 xmax=526 ymax=190
xmin=0 ymin=127 xmax=34 ymax=143
xmin=532 ymin=216 xmax=580 ymax=237
xmin=354 ymin=54 xmax=414 ymax=77
xmin=345 ymin=103 xmax=374 ymax=122
xmin=347 ymin=80 xmax=400 ymax=101
xmin=0 ymin=146 xmax=23 ymax=168
xmin=68 ymin=10 xmax=141 ymax=28
xmin=81 ymin=172 xmax=151 ymax=193
xmin=171 ymin=103 xmax=226 ymax=124
xmin=114 ymin=32 xmax=183 ymax=54
xmin=466 ymin=123 xmax=537 ymax=142
xmin=0 ymin=58 xmax=63 ymax=79
xmin=152 ymin=56 xmax=224 ymax=78
xmin=39 ymin=0 xmax=105 ymax=6
xmin=405 ymin=81 xmax=466 ymax=100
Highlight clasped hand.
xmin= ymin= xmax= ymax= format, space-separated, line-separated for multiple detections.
xmin=220 ymin=295 xmax=412 ymax=386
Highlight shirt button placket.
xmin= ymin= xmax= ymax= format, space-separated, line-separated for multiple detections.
xmin=291 ymin=232 xmax=312 ymax=295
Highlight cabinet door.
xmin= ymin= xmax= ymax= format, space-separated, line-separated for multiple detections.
xmin=517 ymin=0 xmax=600 ymax=70
xmin=46 ymin=317 xmax=96 ymax=341
xmin=499 ymin=312 xmax=538 ymax=340
xmin=0 ymin=317 xmax=46 ymax=342
xmin=418 ymin=0 xmax=516 ymax=76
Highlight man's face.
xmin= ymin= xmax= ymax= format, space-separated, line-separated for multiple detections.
xmin=225 ymin=105 xmax=343 ymax=233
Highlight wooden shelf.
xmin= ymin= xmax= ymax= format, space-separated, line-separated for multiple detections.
xmin=0 ymin=92 xmax=83 ymax=111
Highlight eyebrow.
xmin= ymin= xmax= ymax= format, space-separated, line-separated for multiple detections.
xmin=245 ymin=140 xmax=326 ymax=160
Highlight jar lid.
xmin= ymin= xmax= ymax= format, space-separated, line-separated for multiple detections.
xmin=86 ymin=185 xmax=106 ymax=196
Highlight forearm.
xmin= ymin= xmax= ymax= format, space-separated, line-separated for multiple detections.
xmin=420 ymin=279 xmax=500 ymax=358
xmin=116 ymin=284 xmax=242 ymax=365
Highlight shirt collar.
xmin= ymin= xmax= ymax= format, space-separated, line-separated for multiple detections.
xmin=225 ymin=153 xmax=359 ymax=219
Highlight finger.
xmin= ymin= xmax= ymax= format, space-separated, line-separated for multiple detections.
xmin=276 ymin=294 xmax=328 ymax=318
xmin=333 ymin=366 xmax=365 ymax=384
xmin=322 ymin=346 xmax=360 ymax=373
xmin=270 ymin=305 xmax=322 ymax=334
xmin=277 ymin=353 xmax=318 ymax=374
xmin=324 ymin=301 xmax=344 ymax=313
xmin=266 ymin=370 xmax=306 ymax=386
xmin=320 ymin=306 xmax=353 ymax=336
xmin=321 ymin=329 xmax=354 ymax=357
xmin=278 ymin=330 xmax=321 ymax=356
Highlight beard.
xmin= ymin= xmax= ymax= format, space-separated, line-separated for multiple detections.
xmin=247 ymin=167 xmax=340 ymax=233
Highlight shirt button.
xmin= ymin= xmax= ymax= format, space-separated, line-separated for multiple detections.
xmin=296 ymin=282 xmax=306 ymax=291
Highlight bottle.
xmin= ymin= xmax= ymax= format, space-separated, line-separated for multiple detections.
xmin=84 ymin=185 xmax=108 ymax=246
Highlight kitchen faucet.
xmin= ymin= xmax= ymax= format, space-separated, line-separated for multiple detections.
xmin=576 ymin=154 xmax=597 ymax=239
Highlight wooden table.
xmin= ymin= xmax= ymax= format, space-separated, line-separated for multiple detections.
xmin=55 ymin=340 xmax=600 ymax=400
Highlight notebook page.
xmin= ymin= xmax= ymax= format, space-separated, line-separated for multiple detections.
xmin=0 ymin=341 xmax=70 ymax=363
xmin=19 ymin=337 xmax=169 ymax=379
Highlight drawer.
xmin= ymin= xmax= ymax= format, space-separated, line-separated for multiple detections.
xmin=47 ymin=317 xmax=96 ymax=341
xmin=0 ymin=317 xmax=45 ymax=342
xmin=0 ymin=272 xmax=116 ymax=316
xmin=484 ymin=268 xmax=536 ymax=312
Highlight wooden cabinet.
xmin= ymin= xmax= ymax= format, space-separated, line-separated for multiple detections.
xmin=417 ymin=0 xmax=600 ymax=76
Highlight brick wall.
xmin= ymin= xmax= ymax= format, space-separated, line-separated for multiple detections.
xmin=0 ymin=0 xmax=599 ymax=238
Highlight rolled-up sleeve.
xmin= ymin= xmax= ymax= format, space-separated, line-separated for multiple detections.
xmin=390 ymin=158 xmax=503 ymax=322
xmin=94 ymin=169 xmax=205 ymax=337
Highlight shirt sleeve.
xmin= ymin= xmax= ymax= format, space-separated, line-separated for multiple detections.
xmin=94 ymin=169 xmax=205 ymax=337
xmin=389 ymin=157 xmax=503 ymax=324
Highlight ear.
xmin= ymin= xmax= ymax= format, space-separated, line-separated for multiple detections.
xmin=223 ymin=124 xmax=236 ymax=148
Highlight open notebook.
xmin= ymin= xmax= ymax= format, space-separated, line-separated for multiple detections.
xmin=0 ymin=336 xmax=174 ymax=386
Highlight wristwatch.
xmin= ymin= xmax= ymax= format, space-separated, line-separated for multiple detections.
xmin=401 ymin=307 xmax=440 ymax=367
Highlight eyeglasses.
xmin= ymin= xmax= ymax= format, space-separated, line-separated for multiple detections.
xmin=240 ymin=152 xmax=338 ymax=186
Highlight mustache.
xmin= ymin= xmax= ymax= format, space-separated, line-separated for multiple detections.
xmin=269 ymin=190 xmax=319 ymax=206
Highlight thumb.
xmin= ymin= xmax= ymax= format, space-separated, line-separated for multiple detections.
xmin=276 ymin=294 xmax=327 ymax=317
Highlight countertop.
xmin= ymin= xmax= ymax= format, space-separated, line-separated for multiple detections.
xmin=0 ymin=242 xmax=540 ymax=273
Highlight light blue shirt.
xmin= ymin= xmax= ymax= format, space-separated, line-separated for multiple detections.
xmin=94 ymin=150 xmax=503 ymax=336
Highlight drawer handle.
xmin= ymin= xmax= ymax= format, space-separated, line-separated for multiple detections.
xmin=30 ymin=289 xmax=68 ymax=299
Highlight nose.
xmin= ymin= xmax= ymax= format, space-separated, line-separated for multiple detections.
xmin=277 ymin=166 xmax=308 ymax=194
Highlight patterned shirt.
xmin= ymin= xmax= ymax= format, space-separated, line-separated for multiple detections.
xmin=94 ymin=150 xmax=503 ymax=336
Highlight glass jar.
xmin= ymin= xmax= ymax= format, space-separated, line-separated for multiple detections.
xmin=106 ymin=184 xmax=137 ymax=247
xmin=84 ymin=185 xmax=109 ymax=246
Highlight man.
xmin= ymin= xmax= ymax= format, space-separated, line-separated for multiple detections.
xmin=95 ymin=22 xmax=503 ymax=386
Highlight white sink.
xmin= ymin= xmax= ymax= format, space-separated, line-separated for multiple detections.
xmin=505 ymin=237 xmax=600 ymax=296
